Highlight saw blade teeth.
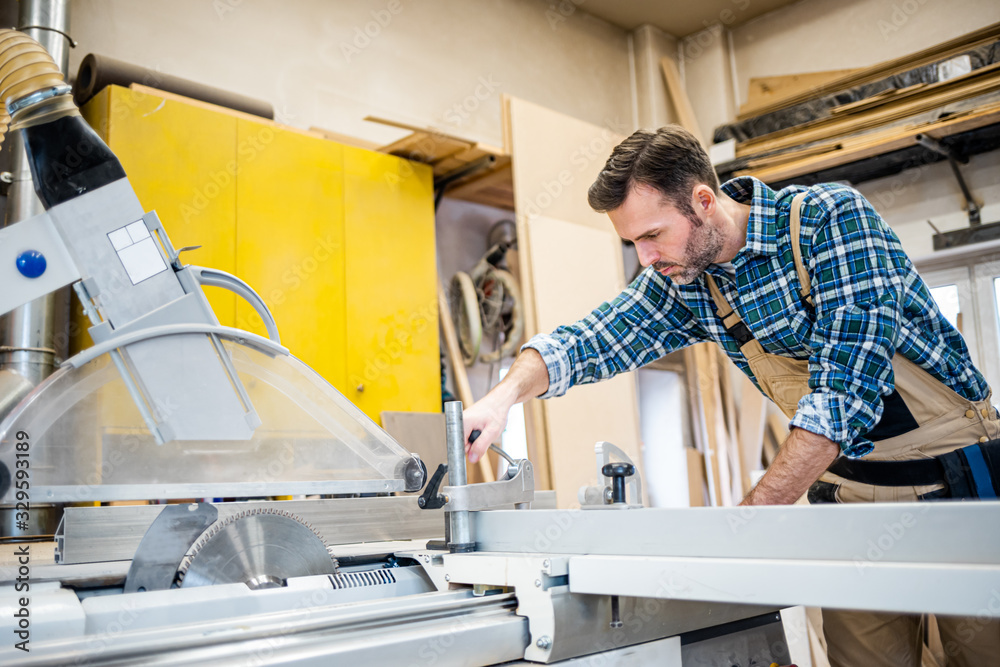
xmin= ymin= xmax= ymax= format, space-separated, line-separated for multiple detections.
xmin=176 ymin=505 xmax=339 ymax=585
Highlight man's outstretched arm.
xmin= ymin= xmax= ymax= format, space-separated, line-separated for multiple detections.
xmin=460 ymin=268 xmax=704 ymax=463
xmin=462 ymin=348 xmax=549 ymax=463
xmin=741 ymin=427 xmax=840 ymax=505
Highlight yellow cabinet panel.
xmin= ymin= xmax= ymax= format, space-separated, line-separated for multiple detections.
xmin=235 ymin=119 xmax=347 ymax=390
xmin=82 ymin=86 xmax=239 ymax=325
xmin=79 ymin=87 xmax=440 ymax=424
xmin=343 ymin=147 xmax=440 ymax=419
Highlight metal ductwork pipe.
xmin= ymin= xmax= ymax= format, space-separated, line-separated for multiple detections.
xmin=0 ymin=0 xmax=71 ymax=422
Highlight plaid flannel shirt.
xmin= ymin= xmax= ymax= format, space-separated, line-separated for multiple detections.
xmin=523 ymin=176 xmax=989 ymax=457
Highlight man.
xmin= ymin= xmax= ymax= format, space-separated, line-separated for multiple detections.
xmin=462 ymin=126 xmax=999 ymax=666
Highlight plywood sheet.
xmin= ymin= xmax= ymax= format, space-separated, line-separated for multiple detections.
xmin=506 ymin=95 xmax=632 ymax=504
xmin=507 ymin=96 xmax=627 ymax=231
xmin=526 ymin=215 xmax=642 ymax=509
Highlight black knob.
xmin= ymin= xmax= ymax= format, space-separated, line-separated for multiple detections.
xmin=602 ymin=463 xmax=635 ymax=504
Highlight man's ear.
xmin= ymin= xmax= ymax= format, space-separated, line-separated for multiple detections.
xmin=691 ymin=184 xmax=716 ymax=215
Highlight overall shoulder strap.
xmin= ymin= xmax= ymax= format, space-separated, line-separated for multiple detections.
xmin=705 ymin=274 xmax=755 ymax=347
xmin=705 ymin=274 xmax=736 ymax=323
xmin=788 ymin=191 xmax=814 ymax=309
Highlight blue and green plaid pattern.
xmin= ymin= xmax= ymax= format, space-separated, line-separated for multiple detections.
xmin=524 ymin=176 xmax=988 ymax=457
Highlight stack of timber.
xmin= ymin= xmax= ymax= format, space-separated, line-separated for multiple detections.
xmin=716 ymin=24 xmax=1000 ymax=187
xmin=735 ymin=21 xmax=1000 ymax=122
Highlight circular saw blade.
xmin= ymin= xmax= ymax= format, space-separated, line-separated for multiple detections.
xmin=177 ymin=508 xmax=338 ymax=589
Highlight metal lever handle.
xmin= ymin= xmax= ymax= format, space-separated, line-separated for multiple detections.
xmin=417 ymin=463 xmax=449 ymax=510
xmin=187 ymin=265 xmax=281 ymax=344
xmin=469 ymin=429 xmax=517 ymax=467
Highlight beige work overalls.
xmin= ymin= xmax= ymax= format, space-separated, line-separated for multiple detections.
xmin=705 ymin=193 xmax=1000 ymax=667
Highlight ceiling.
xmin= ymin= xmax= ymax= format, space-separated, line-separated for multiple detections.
xmin=580 ymin=0 xmax=800 ymax=38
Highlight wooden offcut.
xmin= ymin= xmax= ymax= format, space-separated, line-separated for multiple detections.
xmin=660 ymin=56 xmax=704 ymax=145
xmin=741 ymin=68 xmax=861 ymax=117
xmin=686 ymin=447 xmax=706 ymax=507
xmin=365 ymin=115 xmax=514 ymax=210
xmin=737 ymin=376 xmax=768 ymax=493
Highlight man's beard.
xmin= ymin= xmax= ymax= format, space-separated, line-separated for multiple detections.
xmin=652 ymin=219 xmax=723 ymax=285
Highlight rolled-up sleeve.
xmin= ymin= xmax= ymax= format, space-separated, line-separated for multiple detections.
xmin=789 ymin=188 xmax=900 ymax=457
xmin=522 ymin=268 xmax=705 ymax=399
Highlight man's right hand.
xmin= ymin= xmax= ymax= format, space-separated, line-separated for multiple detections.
xmin=463 ymin=392 xmax=514 ymax=463
xmin=461 ymin=347 xmax=550 ymax=464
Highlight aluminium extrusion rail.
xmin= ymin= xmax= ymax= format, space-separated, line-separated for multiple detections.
xmin=474 ymin=502 xmax=1000 ymax=617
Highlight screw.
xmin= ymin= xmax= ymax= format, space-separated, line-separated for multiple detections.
xmin=534 ymin=579 xmax=542 ymax=588
xmin=444 ymin=574 xmax=451 ymax=582
xmin=536 ymin=635 xmax=552 ymax=650
xmin=542 ymin=559 xmax=550 ymax=569
xmin=610 ymin=595 xmax=622 ymax=628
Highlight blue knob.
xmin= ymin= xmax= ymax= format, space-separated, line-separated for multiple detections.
xmin=16 ymin=250 xmax=47 ymax=279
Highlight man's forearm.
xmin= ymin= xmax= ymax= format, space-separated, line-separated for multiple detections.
xmin=463 ymin=348 xmax=550 ymax=463
xmin=490 ymin=347 xmax=550 ymax=407
xmin=741 ymin=426 xmax=840 ymax=505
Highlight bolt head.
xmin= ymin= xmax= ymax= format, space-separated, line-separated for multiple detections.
xmin=534 ymin=578 xmax=542 ymax=588
xmin=542 ymin=559 xmax=550 ymax=569
xmin=536 ymin=636 xmax=552 ymax=649
xmin=444 ymin=574 xmax=451 ymax=582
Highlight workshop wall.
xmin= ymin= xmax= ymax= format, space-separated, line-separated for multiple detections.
xmin=68 ymin=0 xmax=633 ymax=150
xmin=681 ymin=0 xmax=1000 ymax=258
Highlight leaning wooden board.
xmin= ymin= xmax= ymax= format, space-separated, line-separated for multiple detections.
xmin=505 ymin=95 xmax=640 ymax=508
xmin=526 ymin=215 xmax=643 ymax=508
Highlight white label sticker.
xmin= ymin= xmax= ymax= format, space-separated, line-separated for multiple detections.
xmin=108 ymin=220 xmax=167 ymax=285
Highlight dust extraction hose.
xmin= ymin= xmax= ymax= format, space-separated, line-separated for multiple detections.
xmin=0 ymin=29 xmax=126 ymax=209
xmin=0 ymin=28 xmax=78 ymax=149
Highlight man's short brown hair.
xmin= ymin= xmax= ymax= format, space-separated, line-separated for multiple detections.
xmin=588 ymin=126 xmax=718 ymax=222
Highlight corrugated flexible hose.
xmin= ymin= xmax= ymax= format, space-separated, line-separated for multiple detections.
xmin=0 ymin=28 xmax=77 ymax=148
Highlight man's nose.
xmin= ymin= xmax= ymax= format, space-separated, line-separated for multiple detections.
xmin=636 ymin=241 xmax=658 ymax=267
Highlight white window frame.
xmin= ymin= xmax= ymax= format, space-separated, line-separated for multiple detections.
xmin=915 ymin=239 xmax=1000 ymax=400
